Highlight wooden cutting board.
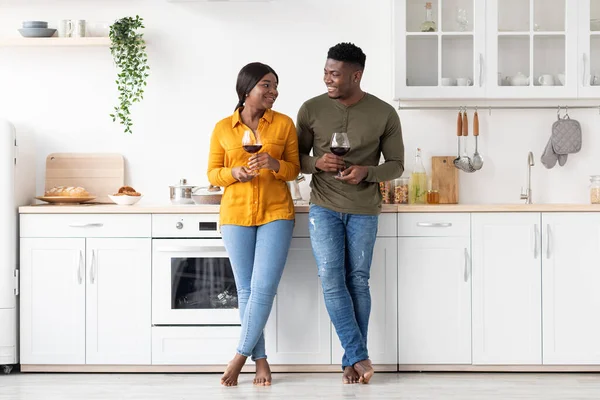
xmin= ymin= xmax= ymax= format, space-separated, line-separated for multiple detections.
xmin=431 ymin=156 xmax=458 ymax=204
xmin=45 ymin=153 xmax=124 ymax=203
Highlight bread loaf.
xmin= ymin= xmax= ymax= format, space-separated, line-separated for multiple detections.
xmin=45 ymin=186 xmax=91 ymax=197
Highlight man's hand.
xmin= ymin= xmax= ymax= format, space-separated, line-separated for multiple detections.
xmin=315 ymin=153 xmax=346 ymax=173
xmin=335 ymin=165 xmax=369 ymax=185
xmin=231 ymin=166 xmax=256 ymax=183
xmin=248 ymin=153 xmax=280 ymax=173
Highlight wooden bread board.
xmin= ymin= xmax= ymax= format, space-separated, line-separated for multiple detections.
xmin=431 ymin=156 xmax=458 ymax=204
xmin=45 ymin=153 xmax=125 ymax=203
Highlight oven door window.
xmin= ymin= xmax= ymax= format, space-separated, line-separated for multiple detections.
xmin=171 ymin=257 xmax=238 ymax=310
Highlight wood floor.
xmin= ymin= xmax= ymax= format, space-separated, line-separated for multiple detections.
xmin=2 ymin=371 xmax=600 ymax=399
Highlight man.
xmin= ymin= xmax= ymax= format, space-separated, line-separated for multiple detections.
xmin=297 ymin=42 xmax=404 ymax=384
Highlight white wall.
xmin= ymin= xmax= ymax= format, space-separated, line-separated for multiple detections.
xmin=1 ymin=0 xmax=599 ymax=205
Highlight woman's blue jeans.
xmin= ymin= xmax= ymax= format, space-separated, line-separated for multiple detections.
xmin=308 ymin=204 xmax=378 ymax=368
xmin=221 ymin=219 xmax=294 ymax=360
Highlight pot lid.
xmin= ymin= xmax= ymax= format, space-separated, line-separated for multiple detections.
xmin=170 ymin=178 xmax=197 ymax=188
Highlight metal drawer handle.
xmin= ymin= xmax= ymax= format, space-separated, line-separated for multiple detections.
xmin=69 ymin=223 xmax=104 ymax=228
xmin=155 ymin=246 xmax=226 ymax=253
xmin=416 ymin=222 xmax=452 ymax=228
xmin=533 ymin=224 xmax=539 ymax=259
xmin=90 ymin=250 xmax=96 ymax=284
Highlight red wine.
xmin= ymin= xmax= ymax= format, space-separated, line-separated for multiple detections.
xmin=330 ymin=146 xmax=350 ymax=156
xmin=243 ymin=144 xmax=263 ymax=154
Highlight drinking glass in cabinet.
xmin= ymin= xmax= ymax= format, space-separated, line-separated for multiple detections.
xmin=441 ymin=0 xmax=473 ymax=33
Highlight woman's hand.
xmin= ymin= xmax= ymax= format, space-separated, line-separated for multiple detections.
xmin=248 ymin=153 xmax=280 ymax=173
xmin=231 ymin=166 xmax=256 ymax=183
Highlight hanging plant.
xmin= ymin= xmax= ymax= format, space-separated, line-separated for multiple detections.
xmin=109 ymin=15 xmax=149 ymax=134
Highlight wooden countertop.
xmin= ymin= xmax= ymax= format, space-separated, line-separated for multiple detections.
xmin=18 ymin=203 xmax=600 ymax=214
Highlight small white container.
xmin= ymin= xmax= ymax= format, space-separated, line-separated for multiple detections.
xmin=108 ymin=194 xmax=142 ymax=206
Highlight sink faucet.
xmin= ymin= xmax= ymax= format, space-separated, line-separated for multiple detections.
xmin=520 ymin=151 xmax=535 ymax=204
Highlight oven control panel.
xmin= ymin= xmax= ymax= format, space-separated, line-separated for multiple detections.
xmin=152 ymin=214 xmax=221 ymax=238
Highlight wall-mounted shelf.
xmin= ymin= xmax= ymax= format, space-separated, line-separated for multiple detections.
xmin=0 ymin=37 xmax=110 ymax=47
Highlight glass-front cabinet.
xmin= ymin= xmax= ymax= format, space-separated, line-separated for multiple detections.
xmin=394 ymin=0 xmax=486 ymax=99
xmin=394 ymin=0 xmax=587 ymax=100
xmin=579 ymin=0 xmax=600 ymax=98
xmin=485 ymin=0 xmax=577 ymax=98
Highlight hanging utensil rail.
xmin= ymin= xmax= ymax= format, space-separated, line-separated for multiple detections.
xmin=397 ymin=104 xmax=600 ymax=115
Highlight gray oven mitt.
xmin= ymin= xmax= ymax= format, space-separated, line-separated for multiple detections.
xmin=541 ymin=116 xmax=582 ymax=169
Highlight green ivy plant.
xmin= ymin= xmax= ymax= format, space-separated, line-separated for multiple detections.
xmin=109 ymin=16 xmax=149 ymax=134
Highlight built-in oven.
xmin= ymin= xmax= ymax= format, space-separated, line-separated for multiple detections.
xmin=152 ymin=214 xmax=239 ymax=326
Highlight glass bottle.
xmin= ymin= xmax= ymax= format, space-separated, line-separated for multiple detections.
xmin=420 ymin=2 xmax=437 ymax=32
xmin=409 ymin=148 xmax=428 ymax=204
xmin=591 ymin=175 xmax=600 ymax=204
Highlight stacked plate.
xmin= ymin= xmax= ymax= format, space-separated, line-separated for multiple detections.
xmin=18 ymin=21 xmax=56 ymax=38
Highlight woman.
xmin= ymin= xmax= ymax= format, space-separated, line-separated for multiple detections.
xmin=207 ymin=62 xmax=300 ymax=387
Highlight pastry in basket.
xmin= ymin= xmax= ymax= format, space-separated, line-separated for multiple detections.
xmin=44 ymin=186 xmax=91 ymax=197
xmin=113 ymin=186 xmax=142 ymax=196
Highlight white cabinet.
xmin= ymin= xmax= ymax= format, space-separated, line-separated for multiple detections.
xmin=85 ymin=239 xmax=151 ymax=365
xmin=472 ymin=213 xmax=542 ymax=365
xmin=395 ymin=0 xmax=591 ymax=100
xmin=542 ymin=213 xmax=600 ymax=364
xmin=265 ymin=238 xmax=331 ymax=364
xmin=578 ymin=0 xmax=600 ymax=98
xmin=20 ymin=238 xmax=86 ymax=364
xmin=332 ymin=237 xmax=398 ymax=365
xmin=485 ymin=0 xmax=578 ymax=98
xmin=397 ymin=213 xmax=471 ymax=365
xmin=20 ymin=221 xmax=152 ymax=365
xmin=394 ymin=0 xmax=487 ymax=100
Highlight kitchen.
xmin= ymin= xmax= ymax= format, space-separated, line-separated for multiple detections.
xmin=3 ymin=0 xmax=600 ymax=398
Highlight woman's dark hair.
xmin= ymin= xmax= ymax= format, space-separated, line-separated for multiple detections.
xmin=235 ymin=62 xmax=279 ymax=111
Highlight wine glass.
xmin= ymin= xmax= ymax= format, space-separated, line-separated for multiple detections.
xmin=242 ymin=130 xmax=262 ymax=175
xmin=456 ymin=8 xmax=468 ymax=32
xmin=330 ymin=132 xmax=350 ymax=177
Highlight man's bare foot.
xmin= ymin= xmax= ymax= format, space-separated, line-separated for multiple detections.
xmin=254 ymin=358 xmax=272 ymax=386
xmin=343 ymin=366 xmax=360 ymax=384
xmin=353 ymin=359 xmax=374 ymax=384
xmin=220 ymin=353 xmax=247 ymax=386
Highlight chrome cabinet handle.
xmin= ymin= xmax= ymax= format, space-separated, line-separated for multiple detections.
xmin=546 ymin=224 xmax=551 ymax=259
xmin=416 ymin=222 xmax=452 ymax=228
xmin=69 ymin=223 xmax=104 ymax=228
xmin=464 ymin=248 xmax=471 ymax=282
xmin=14 ymin=269 xmax=19 ymax=296
xmin=533 ymin=224 xmax=539 ymax=259
xmin=583 ymin=53 xmax=588 ymax=87
xmin=155 ymin=246 xmax=226 ymax=253
xmin=78 ymin=250 xmax=83 ymax=284
xmin=90 ymin=249 xmax=96 ymax=284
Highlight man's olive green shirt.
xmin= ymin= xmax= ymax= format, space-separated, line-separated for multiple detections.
xmin=297 ymin=93 xmax=405 ymax=215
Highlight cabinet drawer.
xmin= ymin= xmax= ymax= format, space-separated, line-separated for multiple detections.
xmin=398 ymin=213 xmax=470 ymax=237
xmin=20 ymin=214 xmax=151 ymax=238
xmin=293 ymin=213 xmax=396 ymax=238
xmin=152 ymin=326 xmax=241 ymax=365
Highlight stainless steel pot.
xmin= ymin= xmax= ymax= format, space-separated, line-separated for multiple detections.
xmin=169 ymin=178 xmax=197 ymax=205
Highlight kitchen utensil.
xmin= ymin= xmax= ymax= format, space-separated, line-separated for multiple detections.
xmin=108 ymin=194 xmax=143 ymax=206
xmin=471 ymin=110 xmax=484 ymax=170
xmin=45 ymin=153 xmax=124 ymax=203
xmin=35 ymin=196 xmax=96 ymax=204
xmin=458 ymin=112 xmax=476 ymax=173
xmin=453 ymin=110 xmax=463 ymax=170
xmin=431 ymin=156 xmax=458 ymax=204
xmin=170 ymin=178 xmax=197 ymax=205
xmin=191 ymin=185 xmax=222 ymax=205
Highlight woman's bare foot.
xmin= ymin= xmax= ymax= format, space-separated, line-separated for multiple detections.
xmin=220 ymin=353 xmax=247 ymax=386
xmin=353 ymin=359 xmax=374 ymax=384
xmin=343 ymin=366 xmax=360 ymax=384
xmin=254 ymin=358 xmax=272 ymax=386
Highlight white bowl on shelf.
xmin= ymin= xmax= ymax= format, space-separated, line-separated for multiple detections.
xmin=108 ymin=194 xmax=143 ymax=206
